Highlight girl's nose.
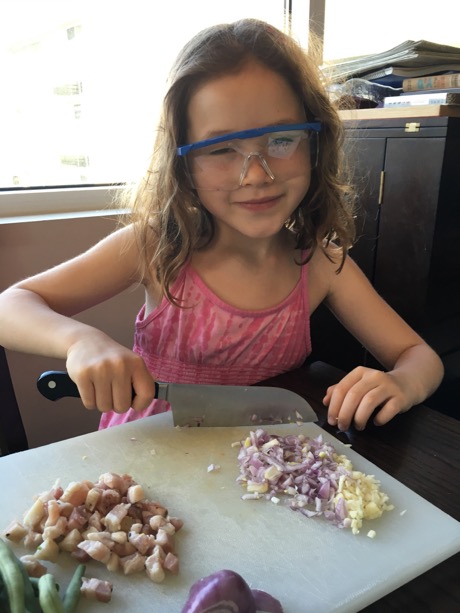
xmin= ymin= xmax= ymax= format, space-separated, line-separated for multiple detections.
xmin=239 ymin=153 xmax=275 ymax=186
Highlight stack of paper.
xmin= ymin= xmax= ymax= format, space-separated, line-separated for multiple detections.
xmin=322 ymin=40 xmax=460 ymax=86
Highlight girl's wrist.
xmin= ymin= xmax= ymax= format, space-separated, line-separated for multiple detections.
xmin=65 ymin=327 xmax=110 ymax=360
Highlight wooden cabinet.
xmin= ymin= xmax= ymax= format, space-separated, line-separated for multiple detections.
xmin=310 ymin=112 xmax=460 ymax=376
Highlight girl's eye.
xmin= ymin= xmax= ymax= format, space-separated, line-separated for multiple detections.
xmin=272 ymin=139 xmax=295 ymax=151
xmin=268 ymin=136 xmax=300 ymax=157
xmin=207 ymin=147 xmax=235 ymax=156
xmin=272 ymin=137 xmax=295 ymax=146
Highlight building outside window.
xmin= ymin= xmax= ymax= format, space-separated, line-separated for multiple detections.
xmin=0 ymin=0 xmax=458 ymax=198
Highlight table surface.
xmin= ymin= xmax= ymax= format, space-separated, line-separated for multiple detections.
xmin=260 ymin=362 xmax=460 ymax=613
xmin=2 ymin=361 xmax=459 ymax=612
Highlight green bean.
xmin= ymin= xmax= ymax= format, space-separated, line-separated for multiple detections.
xmin=17 ymin=561 xmax=41 ymax=613
xmin=0 ymin=578 xmax=10 ymax=612
xmin=38 ymin=574 xmax=64 ymax=613
xmin=62 ymin=565 xmax=85 ymax=613
xmin=29 ymin=576 xmax=59 ymax=597
xmin=0 ymin=538 xmax=25 ymax=613
xmin=28 ymin=577 xmax=40 ymax=598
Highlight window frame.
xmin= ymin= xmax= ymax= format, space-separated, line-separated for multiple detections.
xmin=0 ymin=185 xmax=126 ymax=221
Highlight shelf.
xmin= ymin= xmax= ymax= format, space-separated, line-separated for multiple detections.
xmin=338 ymin=104 xmax=460 ymax=121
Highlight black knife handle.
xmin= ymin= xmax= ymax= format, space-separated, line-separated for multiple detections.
xmin=37 ymin=371 xmax=80 ymax=401
xmin=37 ymin=370 xmax=159 ymax=402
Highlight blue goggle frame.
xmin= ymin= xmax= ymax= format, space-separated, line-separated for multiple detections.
xmin=176 ymin=122 xmax=322 ymax=156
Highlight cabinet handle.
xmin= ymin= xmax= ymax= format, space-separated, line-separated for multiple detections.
xmin=378 ymin=171 xmax=385 ymax=205
xmin=405 ymin=122 xmax=421 ymax=133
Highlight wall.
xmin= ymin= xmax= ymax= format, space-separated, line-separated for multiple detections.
xmin=0 ymin=213 xmax=144 ymax=449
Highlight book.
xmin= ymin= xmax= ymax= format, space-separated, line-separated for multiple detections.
xmin=383 ymin=91 xmax=460 ymax=107
xmin=402 ymin=72 xmax=460 ymax=92
xmin=360 ymin=68 xmax=460 ymax=90
xmin=409 ymin=87 xmax=460 ymax=95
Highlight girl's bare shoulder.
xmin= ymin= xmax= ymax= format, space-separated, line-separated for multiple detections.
xmin=79 ymin=223 xmax=142 ymax=279
xmin=307 ymin=242 xmax=345 ymax=307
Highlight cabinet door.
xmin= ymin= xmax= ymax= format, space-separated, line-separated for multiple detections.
xmin=347 ymin=137 xmax=385 ymax=279
xmin=309 ymin=137 xmax=385 ymax=371
xmin=374 ymin=137 xmax=445 ymax=329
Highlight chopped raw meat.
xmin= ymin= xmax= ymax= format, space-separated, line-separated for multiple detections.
xmin=78 ymin=539 xmax=112 ymax=564
xmin=35 ymin=537 xmax=60 ymax=562
xmin=127 ymin=484 xmax=145 ymax=503
xmin=61 ymin=481 xmax=91 ymax=507
xmin=163 ymin=552 xmax=179 ymax=575
xmin=119 ymin=551 xmax=147 ymax=575
xmin=96 ymin=489 xmax=122 ymax=515
xmin=2 ymin=520 xmax=27 ymax=542
xmin=81 ymin=576 xmax=113 ymax=603
xmin=101 ymin=503 xmax=130 ymax=532
xmin=2 ymin=472 xmax=184 ymax=586
xmin=145 ymin=556 xmax=166 ymax=583
xmin=23 ymin=498 xmax=45 ymax=529
xmin=19 ymin=554 xmax=48 ymax=577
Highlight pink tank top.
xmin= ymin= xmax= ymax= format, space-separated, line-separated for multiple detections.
xmin=99 ymin=260 xmax=312 ymax=429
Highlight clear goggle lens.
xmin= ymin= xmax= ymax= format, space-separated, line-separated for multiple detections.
xmin=177 ymin=124 xmax=320 ymax=192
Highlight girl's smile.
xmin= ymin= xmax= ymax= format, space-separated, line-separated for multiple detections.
xmin=232 ymin=194 xmax=282 ymax=211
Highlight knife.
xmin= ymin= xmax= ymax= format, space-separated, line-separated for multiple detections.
xmin=37 ymin=370 xmax=317 ymax=427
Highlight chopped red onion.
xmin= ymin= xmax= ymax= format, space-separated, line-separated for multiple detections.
xmin=237 ymin=429 xmax=352 ymax=529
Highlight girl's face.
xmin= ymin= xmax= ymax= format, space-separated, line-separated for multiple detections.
xmin=185 ymin=61 xmax=311 ymax=243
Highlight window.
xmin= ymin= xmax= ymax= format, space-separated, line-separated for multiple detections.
xmin=0 ymin=0 xmax=458 ymax=214
xmin=0 ymin=0 xmax=288 ymax=193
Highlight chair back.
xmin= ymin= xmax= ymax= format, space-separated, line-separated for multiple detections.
xmin=0 ymin=346 xmax=28 ymax=455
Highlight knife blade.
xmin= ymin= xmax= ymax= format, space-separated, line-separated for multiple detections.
xmin=37 ymin=370 xmax=317 ymax=427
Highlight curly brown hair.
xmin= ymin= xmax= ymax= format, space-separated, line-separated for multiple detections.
xmin=123 ymin=18 xmax=355 ymax=303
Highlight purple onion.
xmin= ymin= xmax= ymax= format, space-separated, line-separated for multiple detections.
xmin=181 ymin=569 xmax=256 ymax=613
xmin=252 ymin=589 xmax=284 ymax=612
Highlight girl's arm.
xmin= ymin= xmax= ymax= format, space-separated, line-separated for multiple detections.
xmin=0 ymin=225 xmax=156 ymax=413
xmin=314 ymin=248 xmax=444 ymax=431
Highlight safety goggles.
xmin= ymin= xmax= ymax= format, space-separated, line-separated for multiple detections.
xmin=177 ymin=122 xmax=321 ymax=191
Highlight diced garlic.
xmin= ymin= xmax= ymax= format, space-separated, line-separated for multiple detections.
xmin=264 ymin=465 xmax=282 ymax=481
xmin=261 ymin=439 xmax=280 ymax=452
xmin=246 ymin=481 xmax=268 ymax=494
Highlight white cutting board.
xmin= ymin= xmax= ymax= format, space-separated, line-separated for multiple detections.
xmin=1 ymin=413 xmax=459 ymax=613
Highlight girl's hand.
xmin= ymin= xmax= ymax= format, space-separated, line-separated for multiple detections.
xmin=66 ymin=333 xmax=156 ymax=414
xmin=323 ymin=366 xmax=414 ymax=431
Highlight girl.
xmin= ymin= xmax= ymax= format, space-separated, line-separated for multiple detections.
xmin=0 ymin=19 xmax=443 ymax=432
